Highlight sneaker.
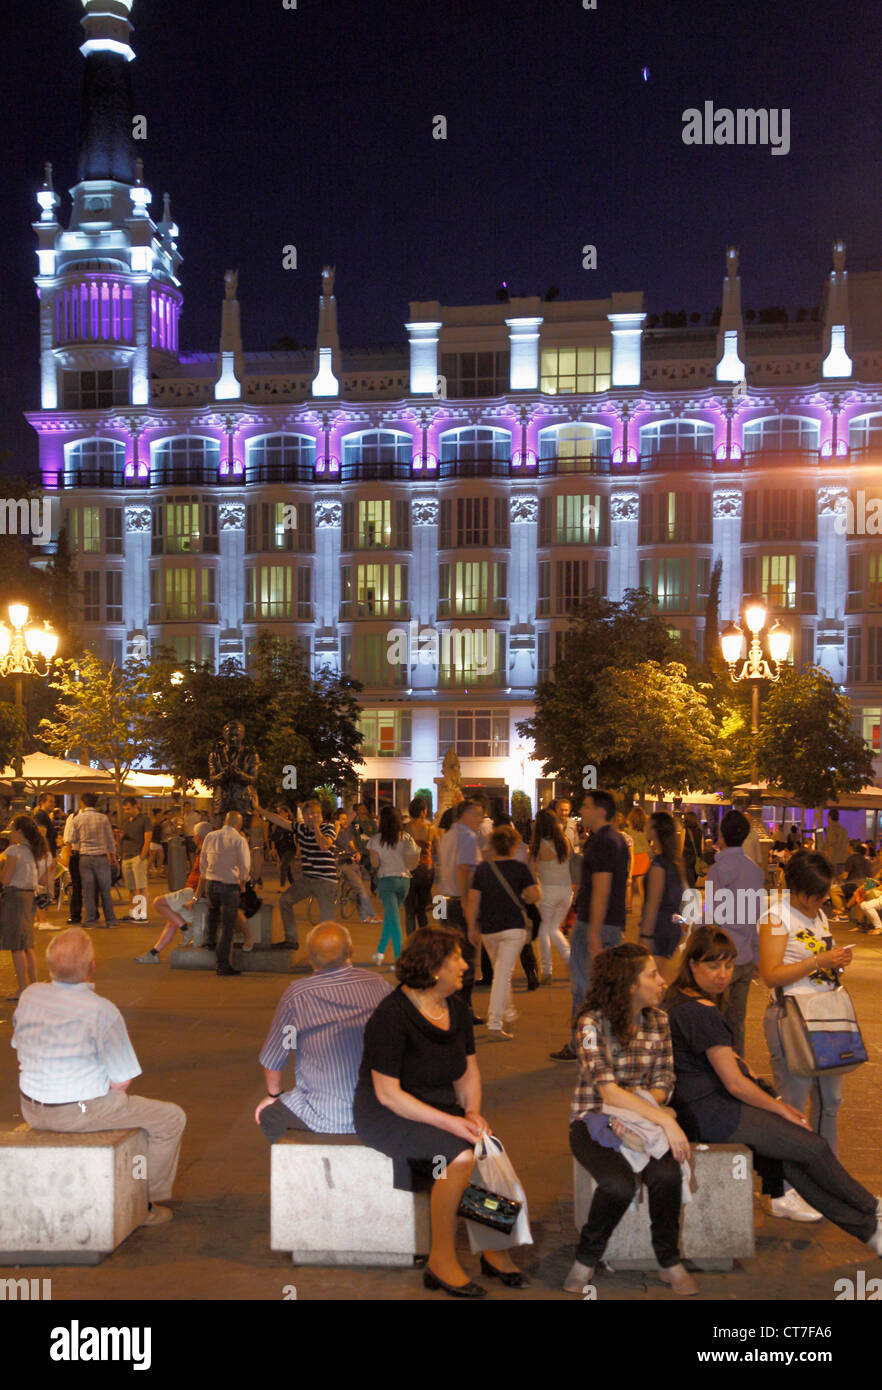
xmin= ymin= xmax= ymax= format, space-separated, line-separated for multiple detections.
xmin=241 ymin=942 xmax=254 ymax=952
xmin=563 ymin=1259 xmax=595 ymax=1294
xmin=371 ymin=952 xmax=384 ymax=967
xmin=140 ymin=1204 xmax=173 ymax=1226
xmin=769 ymin=1189 xmax=823 ymax=1222
xmin=484 ymin=1027 xmax=514 ymax=1041
xmin=135 ymin=951 xmax=160 ymax=964
xmin=550 ymin=1044 xmax=578 ymax=1061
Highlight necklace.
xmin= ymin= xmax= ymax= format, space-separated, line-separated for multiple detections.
xmin=411 ymin=989 xmax=446 ymax=1021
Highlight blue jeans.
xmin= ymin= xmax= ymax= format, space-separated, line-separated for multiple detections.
xmin=377 ymin=876 xmax=409 ymax=959
xmin=570 ymin=920 xmax=624 ymax=1048
xmin=81 ymin=854 xmax=118 ymax=926
xmin=764 ymin=1002 xmax=843 ymax=1154
xmin=207 ymin=880 xmax=241 ymax=968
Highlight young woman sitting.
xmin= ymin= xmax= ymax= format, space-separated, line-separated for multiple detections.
xmin=665 ymin=927 xmax=882 ymax=1255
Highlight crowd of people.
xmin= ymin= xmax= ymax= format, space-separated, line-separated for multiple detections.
xmin=5 ymin=783 xmax=882 ymax=1297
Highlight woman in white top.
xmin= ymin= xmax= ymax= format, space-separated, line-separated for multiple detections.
xmin=529 ymin=808 xmax=572 ymax=984
xmin=368 ymin=806 xmax=419 ymax=967
xmin=759 ymin=850 xmax=853 ymax=1220
xmin=0 ymin=816 xmax=52 ymax=1000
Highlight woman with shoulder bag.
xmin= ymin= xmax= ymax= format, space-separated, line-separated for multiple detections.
xmin=466 ymin=824 xmax=541 ymax=1040
xmin=0 ymin=816 xmax=52 ymax=1001
xmin=639 ymin=812 xmax=688 ymax=979
xmin=759 ymin=850 xmax=857 ymax=1219
xmin=666 ymin=926 xmax=882 ymax=1252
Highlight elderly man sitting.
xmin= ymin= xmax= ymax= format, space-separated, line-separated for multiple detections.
xmin=255 ymin=922 xmax=392 ymax=1139
xmin=13 ymin=928 xmax=186 ymax=1224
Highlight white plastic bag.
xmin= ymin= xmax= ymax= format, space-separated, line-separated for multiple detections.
xmin=464 ymin=1134 xmax=533 ymax=1252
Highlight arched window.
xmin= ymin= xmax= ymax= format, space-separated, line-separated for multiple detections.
xmin=639 ymin=419 xmax=715 ymax=457
xmin=246 ymin=433 xmax=317 ymax=482
xmin=64 ymin=439 xmax=126 ymax=486
xmin=849 ymin=414 xmax=882 ymax=454
xmin=439 ymin=427 xmax=511 ymax=462
xmin=152 ymin=437 xmax=221 ymax=484
xmin=742 ymin=416 xmax=820 ymax=454
xmin=341 ymin=430 xmax=412 ymax=466
xmin=538 ymin=423 xmax=612 ymax=462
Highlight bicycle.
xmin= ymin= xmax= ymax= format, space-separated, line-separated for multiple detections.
xmin=306 ymin=868 xmax=360 ymax=924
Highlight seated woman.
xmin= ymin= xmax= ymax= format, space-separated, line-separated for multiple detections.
xmin=354 ymin=926 xmax=529 ymax=1298
xmin=666 ymin=926 xmax=882 ymax=1254
xmin=567 ymin=943 xmax=697 ymax=1297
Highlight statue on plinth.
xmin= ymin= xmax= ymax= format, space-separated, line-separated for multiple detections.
xmin=208 ymin=720 xmax=259 ymax=828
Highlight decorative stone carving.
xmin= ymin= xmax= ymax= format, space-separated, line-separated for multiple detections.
xmin=510 ymin=496 xmax=538 ymax=524
xmin=818 ymin=486 xmax=847 ymax=515
xmin=609 ymin=492 xmax=639 ymax=521
xmin=412 ymin=497 xmax=439 ymax=526
xmin=315 ymin=500 xmax=342 ymax=528
xmin=713 ymin=489 xmax=742 ymax=518
xmin=125 ymin=505 xmax=151 ymax=533
xmin=219 ymin=503 xmax=245 ymax=530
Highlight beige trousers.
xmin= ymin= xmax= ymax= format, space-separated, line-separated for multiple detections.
xmin=21 ymin=1090 xmax=186 ymax=1203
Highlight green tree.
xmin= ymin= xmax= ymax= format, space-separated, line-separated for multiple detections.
xmin=518 ymin=588 xmax=701 ymax=795
xmin=586 ymin=661 xmax=720 ymax=797
xmin=754 ymin=666 xmax=874 ymax=809
xmin=38 ymin=654 xmax=156 ymax=820
xmin=0 ymin=701 xmax=25 ymax=773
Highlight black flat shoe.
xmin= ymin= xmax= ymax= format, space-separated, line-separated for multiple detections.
xmin=480 ymin=1255 xmax=531 ymax=1288
xmin=526 ymin=973 xmax=540 ymax=991
xmin=423 ymin=1268 xmax=486 ymax=1298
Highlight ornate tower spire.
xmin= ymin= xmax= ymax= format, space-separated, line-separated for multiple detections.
xmin=77 ymin=0 xmax=138 ymax=184
xmin=715 ymin=245 xmax=746 ymax=384
xmin=312 ymin=266 xmax=341 ymax=397
xmin=215 ymin=271 xmax=246 ymax=401
xmin=822 ymin=239 xmax=853 ymax=378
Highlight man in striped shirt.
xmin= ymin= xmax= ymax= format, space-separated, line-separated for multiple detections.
xmin=13 ymin=928 xmax=186 ymax=1224
xmin=272 ymin=800 xmax=338 ymax=945
xmin=255 ymin=922 xmax=391 ymax=1137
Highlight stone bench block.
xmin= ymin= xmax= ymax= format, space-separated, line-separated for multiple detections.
xmin=0 ymin=1128 xmax=149 ymax=1265
xmin=189 ymin=899 xmax=276 ymax=948
xmin=169 ymin=944 xmax=306 ymax=974
xmin=271 ymin=1132 xmax=431 ymax=1266
xmin=573 ymin=1142 xmax=755 ymax=1270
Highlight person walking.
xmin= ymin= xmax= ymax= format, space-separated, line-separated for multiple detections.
xmin=61 ymin=804 xmax=83 ymax=924
xmin=626 ymin=806 xmax=652 ymax=915
xmin=638 ymin=811 xmax=688 ymax=979
xmin=335 ymin=810 xmax=380 ymax=924
xmin=403 ymin=797 xmax=438 ymax=933
xmin=681 ymin=811 xmax=704 ymax=890
xmin=0 ymin=816 xmax=52 ymax=1000
xmin=551 ymin=790 xmax=630 ymax=1061
xmin=199 ymin=811 xmax=250 ymax=976
xmin=368 ymin=806 xmax=420 ymax=967
xmin=71 ymin=793 xmax=119 ymax=928
xmin=466 ymin=824 xmax=541 ymax=1039
xmin=436 ymin=799 xmax=484 ymax=1018
xmin=118 ymin=797 xmax=153 ymax=922
xmin=529 ymin=807 xmax=572 ymax=984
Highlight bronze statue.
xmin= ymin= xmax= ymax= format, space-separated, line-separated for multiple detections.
xmin=208 ymin=720 xmax=259 ymax=827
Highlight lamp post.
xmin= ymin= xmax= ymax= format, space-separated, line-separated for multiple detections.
xmin=0 ymin=603 xmax=59 ymax=813
xmin=721 ymin=599 xmax=791 ymax=815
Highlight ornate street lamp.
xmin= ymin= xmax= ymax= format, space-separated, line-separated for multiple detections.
xmin=721 ymin=598 xmax=791 ymax=815
xmin=0 ymin=603 xmax=59 ymax=812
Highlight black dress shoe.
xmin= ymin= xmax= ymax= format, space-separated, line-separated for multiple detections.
xmin=217 ymin=964 xmax=241 ymax=976
xmin=525 ymin=971 xmax=540 ymax=991
xmin=471 ymin=1014 xmax=486 ymax=1026
xmin=550 ymin=1043 xmax=578 ymax=1061
xmin=479 ymin=1255 xmax=531 ymax=1288
xmin=423 ymin=1268 xmax=486 ymax=1299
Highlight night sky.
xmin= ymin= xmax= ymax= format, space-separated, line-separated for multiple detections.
xmin=1 ymin=0 xmax=881 ymax=475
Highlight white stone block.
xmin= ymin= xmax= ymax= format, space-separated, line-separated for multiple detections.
xmin=573 ymin=1142 xmax=755 ymax=1270
xmin=0 ymin=1129 xmax=149 ymax=1264
xmin=271 ymin=1135 xmax=431 ymax=1266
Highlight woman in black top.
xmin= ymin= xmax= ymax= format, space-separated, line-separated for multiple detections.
xmin=639 ymin=812 xmax=687 ymax=971
xmin=466 ymin=824 xmax=541 ymax=1039
xmin=665 ymin=927 xmax=882 ymax=1252
xmin=354 ymin=926 xmax=529 ymax=1298
xmin=681 ymin=811 xmax=703 ymax=890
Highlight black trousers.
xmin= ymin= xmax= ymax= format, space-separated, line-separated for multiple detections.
xmin=404 ymin=865 xmax=433 ymax=933
xmin=444 ymin=897 xmax=474 ymax=1009
xmin=68 ymin=850 xmax=82 ymax=922
xmin=731 ymin=1105 xmax=877 ymax=1243
xmin=259 ymin=1100 xmax=312 ymax=1142
xmin=569 ymin=1120 xmax=682 ymax=1268
xmin=206 ymin=881 xmax=240 ymax=968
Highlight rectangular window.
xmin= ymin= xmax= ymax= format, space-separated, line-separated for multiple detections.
xmin=105 ymin=570 xmax=122 ymax=622
xmin=296 ymin=567 xmax=312 ymax=620
xmin=439 ymin=499 xmax=452 ymax=549
xmin=493 ymin=496 xmax=510 ymax=547
xmin=540 ymin=346 xmax=612 ymax=395
xmin=438 ymin=629 xmax=506 ymax=686
xmin=848 ymin=553 xmax=862 ymax=611
xmin=343 ymin=632 xmax=406 ymax=688
xmin=67 ymin=506 xmax=101 ymax=554
xmin=594 ymin=558 xmax=608 ymax=594
xmin=537 ymin=630 xmax=550 ymax=684
xmin=639 ymin=557 xmax=653 ymax=593
xmin=762 ymin=554 xmax=797 ymax=609
xmin=357 ymin=500 xmax=392 ymax=548
xmin=538 ymin=497 xmax=552 ymax=547
xmin=743 ymin=554 xmax=758 ymax=597
xmin=104 ymin=507 xmax=123 ymax=555
xmin=61 ymin=369 xmax=129 ymax=410
xmin=847 ymin=628 xmax=862 ymax=683
xmin=456 ymin=497 xmax=489 ymax=546
xmin=870 ymin=554 xmax=882 ymax=609
xmin=439 ymin=351 xmax=510 ymax=398
xmin=82 ymin=571 xmax=100 ymax=622
xmin=438 ymin=708 xmax=510 ymax=757
xmin=166 ymin=635 xmax=215 ymax=669
xmin=394 ymin=499 xmax=411 ymax=549
xmin=358 ymin=710 xmax=413 ymax=758
xmin=355 ymin=563 xmax=408 ymax=618
xmin=163 ymin=498 xmax=200 ymax=555
xmin=861 ymin=707 xmax=882 ymax=752
xmin=696 ymin=557 xmax=712 ymax=604
xmin=657 ymin=557 xmax=690 ymax=612
xmin=869 ymin=628 xmax=882 ymax=684
xmin=801 ymin=555 xmax=816 ymax=612
xmin=537 ymin=561 xmax=550 ymax=616
xmin=556 ymin=559 xmax=592 ymax=612
xmin=556 ymin=494 xmax=605 ymax=544
xmin=245 ymin=565 xmax=293 ymax=620
xmin=801 ymin=626 xmax=814 ymax=668
xmin=639 ymin=493 xmax=654 ymax=546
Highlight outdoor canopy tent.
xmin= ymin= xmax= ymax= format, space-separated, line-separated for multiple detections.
xmin=0 ymin=753 xmax=116 ymax=795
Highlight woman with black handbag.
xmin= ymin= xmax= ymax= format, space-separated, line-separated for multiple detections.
xmin=666 ymin=926 xmax=882 ymax=1254
xmin=466 ymin=824 xmax=541 ymax=1040
xmin=0 ymin=816 xmax=52 ymax=1000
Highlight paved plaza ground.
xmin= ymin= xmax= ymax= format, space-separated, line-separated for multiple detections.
xmin=1 ymin=871 xmax=881 ymax=1304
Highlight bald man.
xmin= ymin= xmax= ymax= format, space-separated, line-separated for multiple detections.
xmin=12 ymin=928 xmax=186 ymax=1223
xmin=199 ymin=810 xmax=250 ymax=976
xmin=256 ymin=922 xmax=392 ymax=1139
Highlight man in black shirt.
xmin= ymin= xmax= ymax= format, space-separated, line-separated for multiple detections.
xmin=34 ymin=793 xmax=57 ymax=857
xmin=551 ymin=789 xmax=630 ymax=1061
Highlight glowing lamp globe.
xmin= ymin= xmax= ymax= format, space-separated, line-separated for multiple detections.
xmin=8 ymin=603 xmax=29 ymax=631
xmin=744 ymin=601 xmax=767 ymax=635
xmin=768 ymin=624 xmax=791 ymax=665
xmin=720 ymin=623 xmax=743 ymax=666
